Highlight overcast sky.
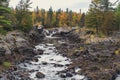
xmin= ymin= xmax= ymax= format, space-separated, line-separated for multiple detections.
xmin=9 ymin=0 xmax=116 ymax=13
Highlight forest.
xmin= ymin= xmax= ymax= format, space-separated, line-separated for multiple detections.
xmin=0 ymin=0 xmax=120 ymax=35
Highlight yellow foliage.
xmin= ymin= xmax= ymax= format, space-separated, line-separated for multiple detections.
xmin=115 ymin=49 xmax=120 ymax=55
xmin=0 ymin=25 xmax=3 ymax=28
xmin=79 ymin=47 xmax=85 ymax=51
xmin=75 ymin=29 xmax=79 ymax=33
xmin=36 ymin=22 xmax=42 ymax=26
xmin=90 ymin=34 xmax=94 ymax=39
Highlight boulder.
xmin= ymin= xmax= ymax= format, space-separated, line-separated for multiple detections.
xmin=54 ymin=64 xmax=64 ymax=67
xmin=36 ymin=72 xmax=45 ymax=78
xmin=0 ymin=41 xmax=11 ymax=55
xmin=15 ymin=37 xmax=30 ymax=48
xmin=0 ymin=31 xmax=31 ymax=55
xmin=18 ymin=47 xmax=34 ymax=56
xmin=66 ymin=72 xmax=73 ymax=77
xmin=32 ymin=58 xmax=39 ymax=62
xmin=29 ymin=28 xmax=45 ymax=43
xmin=59 ymin=73 xmax=66 ymax=78
xmin=42 ymin=61 xmax=48 ymax=65
xmin=0 ymin=47 xmax=6 ymax=56
xmin=34 ymin=49 xmax=44 ymax=55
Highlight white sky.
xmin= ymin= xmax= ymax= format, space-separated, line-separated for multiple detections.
xmin=9 ymin=0 xmax=116 ymax=13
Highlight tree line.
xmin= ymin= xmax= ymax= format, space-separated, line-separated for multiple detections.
xmin=85 ymin=0 xmax=120 ymax=35
xmin=0 ymin=0 xmax=120 ymax=35
xmin=32 ymin=7 xmax=84 ymax=28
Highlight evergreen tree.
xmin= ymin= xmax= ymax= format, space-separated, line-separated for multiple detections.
xmin=115 ymin=3 xmax=120 ymax=31
xmin=79 ymin=13 xmax=85 ymax=27
xmin=0 ymin=0 xmax=12 ymax=34
xmin=0 ymin=0 xmax=11 ymax=27
xmin=85 ymin=0 xmax=118 ymax=34
xmin=55 ymin=8 xmax=62 ymax=27
xmin=16 ymin=0 xmax=33 ymax=32
xmin=47 ymin=7 xmax=53 ymax=27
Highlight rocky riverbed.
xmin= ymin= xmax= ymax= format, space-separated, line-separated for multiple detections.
xmin=0 ymin=27 xmax=120 ymax=80
xmin=55 ymin=28 xmax=120 ymax=80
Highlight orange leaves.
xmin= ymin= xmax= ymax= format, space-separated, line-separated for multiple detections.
xmin=31 ymin=8 xmax=82 ymax=27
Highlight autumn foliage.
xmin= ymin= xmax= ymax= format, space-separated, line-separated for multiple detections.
xmin=31 ymin=7 xmax=83 ymax=28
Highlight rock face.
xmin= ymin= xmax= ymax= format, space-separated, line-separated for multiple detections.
xmin=0 ymin=31 xmax=30 ymax=56
xmin=36 ymin=72 xmax=45 ymax=78
xmin=0 ymin=47 xmax=6 ymax=56
xmin=59 ymin=29 xmax=83 ymax=43
xmin=29 ymin=27 xmax=45 ymax=43
xmin=0 ymin=28 xmax=46 ymax=57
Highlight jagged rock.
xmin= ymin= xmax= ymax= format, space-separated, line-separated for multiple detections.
xmin=32 ymin=58 xmax=39 ymax=62
xmin=0 ymin=31 xmax=31 ymax=56
xmin=36 ymin=72 xmax=45 ymax=78
xmin=6 ymin=74 xmax=15 ymax=80
xmin=29 ymin=27 xmax=45 ymax=43
xmin=18 ymin=47 xmax=34 ymax=56
xmin=54 ymin=64 xmax=64 ymax=67
xmin=66 ymin=72 xmax=73 ymax=77
xmin=59 ymin=73 xmax=66 ymax=78
xmin=34 ymin=49 xmax=44 ymax=55
xmin=0 ymin=47 xmax=6 ymax=56
xmin=42 ymin=61 xmax=48 ymax=65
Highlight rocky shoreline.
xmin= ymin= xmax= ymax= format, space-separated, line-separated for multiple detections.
xmin=0 ymin=28 xmax=120 ymax=80
xmin=55 ymin=29 xmax=120 ymax=80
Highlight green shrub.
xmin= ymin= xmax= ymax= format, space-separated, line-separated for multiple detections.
xmin=98 ymin=32 xmax=105 ymax=38
xmin=18 ymin=25 xmax=32 ymax=33
xmin=0 ymin=27 xmax=7 ymax=35
xmin=2 ymin=61 xmax=11 ymax=68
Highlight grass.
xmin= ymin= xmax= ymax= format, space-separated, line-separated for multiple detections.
xmin=97 ymin=32 xmax=106 ymax=38
xmin=0 ymin=28 xmax=7 ymax=35
xmin=2 ymin=61 xmax=11 ymax=68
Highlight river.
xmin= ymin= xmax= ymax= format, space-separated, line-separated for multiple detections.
xmin=19 ymin=30 xmax=87 ymax=80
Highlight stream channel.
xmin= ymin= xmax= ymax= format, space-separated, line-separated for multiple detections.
xmin=19 ymin=30 xmax=87 ymax=80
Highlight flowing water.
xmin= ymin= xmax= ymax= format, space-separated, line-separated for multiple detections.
xmin=19 ymin=30 xmax=87 ymax=80
xmin=115 ymin=75 xmax=120 ymax=80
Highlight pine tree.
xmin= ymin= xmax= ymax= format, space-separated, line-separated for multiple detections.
xmin=0 ymin=0 xmax=12 ymax=34
xmin=115 ymin=3 xmax=120 ymax=31
xmin=0 ymin=0 xmax=11 ymax=27
xmin=16 ymin=0 xmax=33 ymax=32
xmin=86 ymin=0 xmax=118 ymax=34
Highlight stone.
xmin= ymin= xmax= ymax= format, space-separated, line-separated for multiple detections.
xmin=18 ymin=47 xmax=34 ymax=56
xmin=66 ymin=72 xmax=73 ymax=77
xmin=71 ymin=78 xmax=76 ymax=80
xmin=9 ymin=65 xmax=17 ymax=71
xmin=18 ymin=72 xmax=30 ymax=80
xmin=0 ymin=47 xmax=6 ymax=56
xmin=54 ymin=64 xmax=64 ymax=67
xmin=6 ymin=73 xmax=15 ymax=80
xmin=0 ymin=75 xmax=3 ymax=78
xmin=59 ymin=73 xmax=66 ymax=78
xmin=29 ymin=28 xmax=45 ymax=43
xmin=32 ymin=58 xmax=39 ymax=62
xmin=36 ymin=49 xmax=44 ymax=55
xmin=42 ymin=62 xmax=48 ymax=65
xmin=29 ymin=69 xmax=36 ymax=73
xmin=36 ymin=72 xmax=45 ymax=78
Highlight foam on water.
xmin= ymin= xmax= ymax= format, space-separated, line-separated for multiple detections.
xmin=19 ymin=43 xmax=86 ymax=80
xmin=115 ymin=75 xmax=120 ymax=80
